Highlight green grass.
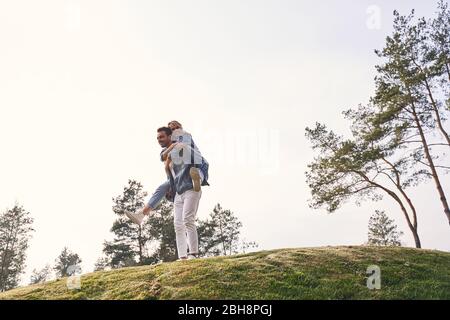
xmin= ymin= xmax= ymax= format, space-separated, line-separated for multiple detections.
xmin=1 ymin=246 xmax=449 ymax=300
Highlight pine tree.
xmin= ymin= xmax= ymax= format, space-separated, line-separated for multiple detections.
xmin=371 ymin=6 xmax=450 ymax=226
xmin=54 ymin=247 xmax=82 ymax=278
xmin=103 ymin=180 xmax=151 ymax=268
xmin=30 ymin=264 xmax=51 ymax=284
xmin=305 ymin=122 xmax=422 ymax=247
xmin=368 ymin=210 xmax=403 ymax=246
xmin=305 ymin=2 xmax=450 ymax=248
xmin=197 ymin=218 xmax=221 ymax=257
xmin=101 ymin=180 xmax=258 ymax=265
xmin=0 ymin=204 xmax=34 ymax=292
xmin=146 ymin=199 xmax=177 ymax=263
xmin=199 ymin=204 xmax=258 ymax=256
xmin=93 ymin=257 xmax=110 ymax=272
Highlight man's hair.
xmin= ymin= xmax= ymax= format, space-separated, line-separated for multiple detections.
xmin=157 ymin=126 xmax=172 ymax=136
xmin=168 ymin=120 xmax=183 ymax=129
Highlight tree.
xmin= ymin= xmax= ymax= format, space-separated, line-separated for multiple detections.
xmin=146 ymin=199 xmax=177 ymax=263
xmin=0 ymin=204 xmax=34 ymax=292
xmin=146 ymin=202 xmax=258 ymax=259
xmin=101 ymin=182 xmax=258 ymax=266
xmin=93 ymin=257 xmax=110 ymax=272
xmin=305 ymin=122 xmax=422 ymax=247
xmin=345 ymin=102 xmax=431 ymax=248
xmin=368 ymin=210 xmax=403 ymax=246
xmin=212 ymin=204 xmax=242 ymax=256
xmin=199 ymin=204 xmax=258 ymax=256
xmin=305 ymin=3 xmax=450 ymax=248
xmin=240 ymin=239 xmax=259 ymax=254
xmin=30 ymin=264 xmax=51 ymax=285
xmin=102 ymin=241 xmax=135 ymax=269
xmin=430 ymin=1 xmax=450 ymax=85
xmin=103 ymin=180 xmax=152 ymax=268
xmin=372 ymin=7 xmax=450 ymax=226
xmin=197 ymin=218 xmax=221 ymax=257
xmin=54 ymin=247 xmax=82 ymax=278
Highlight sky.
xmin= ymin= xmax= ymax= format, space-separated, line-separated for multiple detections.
xmin=0 ymin=0 xmax=449 ymax=285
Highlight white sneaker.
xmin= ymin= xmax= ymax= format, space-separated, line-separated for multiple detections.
xmin=125 ymin=208 xmax=145 ymax=225
xmin=187 ymin=254 xmax=198 ymax=260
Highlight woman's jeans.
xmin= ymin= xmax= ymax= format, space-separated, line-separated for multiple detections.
xmin=147 ymin=180 xmax=171 ymax=209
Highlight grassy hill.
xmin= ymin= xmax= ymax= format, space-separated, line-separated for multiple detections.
xmin=1 ymin=246 xmax=449 ymax=300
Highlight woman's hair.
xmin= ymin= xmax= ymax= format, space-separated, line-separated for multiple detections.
xmin=168 ymin=120 xmax=183 ymax=129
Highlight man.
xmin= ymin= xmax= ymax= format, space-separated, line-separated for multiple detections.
xmin=126 ymin=126 xmax=209 ymax=260
xmin=157 ymin=126 xmax=209 ymax=260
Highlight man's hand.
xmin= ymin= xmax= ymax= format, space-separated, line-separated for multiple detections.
xmin=161 ymin=142 xmax=178 ymax=161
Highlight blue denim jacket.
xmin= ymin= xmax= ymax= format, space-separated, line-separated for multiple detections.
xmin=172 ymin=157 xmax=209 ymax=195
xmin=160 ymin=139 xmax=209 ymax=195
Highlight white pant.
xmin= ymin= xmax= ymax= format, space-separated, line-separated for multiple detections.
xmin=174 ymin=189 xmax=202 ymax=258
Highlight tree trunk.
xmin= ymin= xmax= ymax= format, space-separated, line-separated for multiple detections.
xmin=358 ymin=171 xmax=421 ymax=248
xmin=411 ymin=101 xmax=450 ymax=227
xmin=138 ymin=226 xmax=143 ymax=264
xmin=380 ymin=186 xmax=421 ymax=248
xmin=381 ymin=157 xmax=421 ymax=247
xmin=422 ymin=77 xmax=450 ymax=147
xmin=445 ymin=60 xmax=450 ymax=83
